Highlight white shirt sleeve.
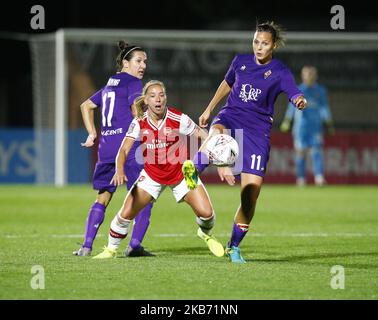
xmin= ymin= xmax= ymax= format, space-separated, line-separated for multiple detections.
xmin=179 ymin=113 xmax=196 ymax=136
xmin=125 ymin=118 xmax=141 ymax=140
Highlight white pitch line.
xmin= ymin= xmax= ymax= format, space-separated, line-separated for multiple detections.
xmin=2 ymin=232 xmax=378 ymax=239
xmin=155 ymin=232 xmax=378 ymax=238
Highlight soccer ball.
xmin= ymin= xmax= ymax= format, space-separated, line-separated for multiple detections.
xmin=205 ymin=134 xmax=239 ymax=166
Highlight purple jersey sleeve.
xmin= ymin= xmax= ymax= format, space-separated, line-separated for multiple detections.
xmin=280 ymin=68 xmax=303 ymax=102
xmin=127 ymin=81 xmax=143 ymax=106
xmin=89 ymin=89 xmax=103 ymax=106
xmin=224 ymin=55 xmax=238 ymax=87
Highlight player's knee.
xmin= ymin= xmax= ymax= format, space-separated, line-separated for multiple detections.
xmin=197 ymin=202 xmax=214 ymax=219
xmin=201 ymin=211 xmax=213 ymax=220
xmin=118 ymin=203 xmax=134 ymax=220
xmin=295 ymin=149 xmax=306 ymax=158
xmin=242 ymin=183 xmax=261 ymax=202
xmin=96 ymin=191 xmax=112 ymax=207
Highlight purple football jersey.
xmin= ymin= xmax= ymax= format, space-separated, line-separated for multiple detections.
xmin=212 ymin=54 xmax=302 ymax=177
xmin=221 ymin=54 xmax=302 ymax=137
xmin=89 ymin=72 xmax=142 ymax=164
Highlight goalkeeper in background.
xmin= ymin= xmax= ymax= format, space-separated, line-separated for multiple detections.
xmin=280 ymin=65 xmax=334 ymax=186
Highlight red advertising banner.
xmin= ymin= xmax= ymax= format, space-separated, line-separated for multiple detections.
xmin=201 ymin=131 xmax=378 ymax=185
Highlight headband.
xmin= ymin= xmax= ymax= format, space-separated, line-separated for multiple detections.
xmin=122 ymin=46 xmax=142 ymax=60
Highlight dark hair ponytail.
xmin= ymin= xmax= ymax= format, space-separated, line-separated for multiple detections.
xmin=116 ymin=40 xmax=145 ymax=71
xmin=118 ymin=40 xmax=128 ymax=51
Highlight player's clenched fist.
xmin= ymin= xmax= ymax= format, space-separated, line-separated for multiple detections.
xmin=293 ymin=96 xmax=307 ymax=110
xmin=199 ymin=110 xmax=211 ymax=128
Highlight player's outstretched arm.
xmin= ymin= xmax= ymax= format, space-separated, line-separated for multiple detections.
xmin=192 ymin=126 xmax=209 ymax=143
xmin=80 ymin=99 xmax=98 ymax=147
xmin=199 ymin=80 xmax=231 ymax=128
xmin=111 ymin=137 xmax=135 ymax=186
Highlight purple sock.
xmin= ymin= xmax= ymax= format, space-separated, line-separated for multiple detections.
xmin=193 ymin=151 xmax=210 ymax=174
xmin=228 ymin=223 xmax=249 ymax=248
xmin=129 ymin=203 xmax=153 ymax=249
xmin=83 ymin=202 xmax=105 ymax=249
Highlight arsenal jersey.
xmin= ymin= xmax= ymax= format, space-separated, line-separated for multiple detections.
xmin=126 ymin=107 xmax=196 ymax=185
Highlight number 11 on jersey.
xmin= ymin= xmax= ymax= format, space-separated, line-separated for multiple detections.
xmin=250 ymin=154 xmax=262 ymax=170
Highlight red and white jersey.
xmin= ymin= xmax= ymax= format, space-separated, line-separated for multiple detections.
xmin=126 ymin=107 xmax=196 ymax=185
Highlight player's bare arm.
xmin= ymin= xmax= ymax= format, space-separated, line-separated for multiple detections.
xmin=131 ymin=103 xmax=137 ymax=118
xmin=199 ymin=80 xmax=231 ymax=128
xmin=80 ymin=99 xmax=98 ymax=147
xmin=192 ymin=125 xmax=209 ymax=141
xmin=111 ymin=137 xmax=135 ymax=186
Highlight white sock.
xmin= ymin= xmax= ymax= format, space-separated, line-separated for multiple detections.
xmin=108 ymin=212 xmax=131 ymax=250
xmin=196 ymin=213 xmax=215 ymax=235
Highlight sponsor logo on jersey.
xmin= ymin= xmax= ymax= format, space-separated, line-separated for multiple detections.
xmin=240 ymin=65 xmax=246 ymax=71
xmin=239 ymin=83 xmax=262 ymax=102
xmin=146 ymin=139 xmax=175 ymax=150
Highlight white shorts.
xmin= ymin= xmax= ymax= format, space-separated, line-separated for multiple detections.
xmin=133 ymin=169 xmax=203 ymax=203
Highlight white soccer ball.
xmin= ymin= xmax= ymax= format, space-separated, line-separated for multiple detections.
xmin=205 ymin=134 xmax=239 ymax=166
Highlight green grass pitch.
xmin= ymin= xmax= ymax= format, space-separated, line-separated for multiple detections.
xmin=0 ymin=184 xmax=377 ymax=300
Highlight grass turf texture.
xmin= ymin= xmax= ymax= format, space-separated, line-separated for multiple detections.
xmin=0 ymin=184 xmax=377 ymax=299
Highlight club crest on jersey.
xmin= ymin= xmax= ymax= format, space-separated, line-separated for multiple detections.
xmin=163 ymin=127 xmax=172 ymax=135
xmin=264 ymin=70 xmax=272 ymax=79
xmin=239 ymin=83 xmax=262 ymax=102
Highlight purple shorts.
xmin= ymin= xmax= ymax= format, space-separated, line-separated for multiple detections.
xmin=92 ymin=158 xmax=143 ymax=193
xmin=211 ymin=111 xmax=270 ymax=177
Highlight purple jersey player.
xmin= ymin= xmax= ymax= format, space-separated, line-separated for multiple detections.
xmin=193 ymin=22 xmax=307 ymax=263
xmin=73 ymin=41 xmax=154 ymax=257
